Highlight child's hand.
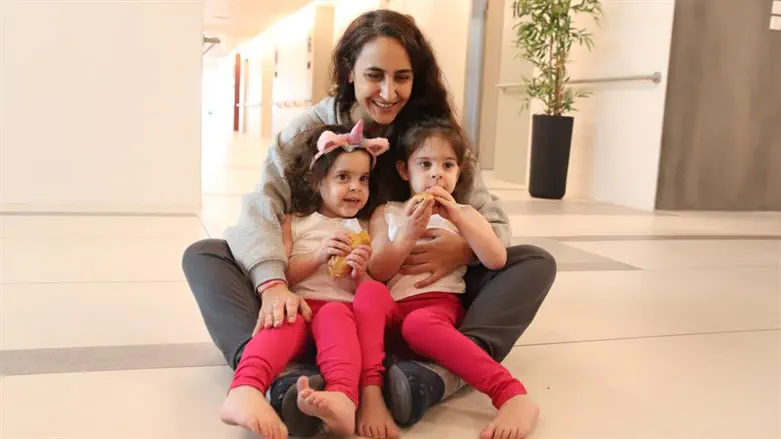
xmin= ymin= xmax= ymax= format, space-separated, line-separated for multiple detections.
xmin=345 ymin=244 xmax=372 ymax=281
xmin=316 ymin=231 xmax=353 ymax=265
xmin=397 ymin=197 xmax=434 ymax=245
xmin=428 ymin=186 xmax=464 ymax=223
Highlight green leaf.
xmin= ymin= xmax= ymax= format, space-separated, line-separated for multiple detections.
xmin=509 ymin=0 xmax=601 ymax=115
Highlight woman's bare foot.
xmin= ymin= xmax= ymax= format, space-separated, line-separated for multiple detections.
xmin=357 ymin=385 xmax=400 ymax=438
xmin=480 ymin=394 xmax=539 ymax=439
xmin=296 ymin=376 xmax=356 ymax=436
xmin=220 ymin=385 xmax=288 ymax=439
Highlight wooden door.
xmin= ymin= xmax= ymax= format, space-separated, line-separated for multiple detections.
xmin=656 ymin=0 xmax=781 ymax=210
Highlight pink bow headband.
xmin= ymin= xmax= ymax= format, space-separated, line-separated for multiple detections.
xmin=310 ymin=119 xmax=390 ymax=170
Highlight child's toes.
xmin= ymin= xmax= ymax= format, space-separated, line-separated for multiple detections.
xmin=480 ymin=425 xmax=496 ymax=439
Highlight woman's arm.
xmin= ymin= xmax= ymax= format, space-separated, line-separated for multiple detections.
xmin=466 ymin=169 xmax=512 ymax=248
xmin=223 ymin=109 xmax=328 ymax=291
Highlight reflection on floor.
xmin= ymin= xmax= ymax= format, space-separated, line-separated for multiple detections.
xmin=2 ymin=133 xmax=779 ymax=439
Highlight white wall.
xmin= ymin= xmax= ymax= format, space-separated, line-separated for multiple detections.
xmin=271 ymin=8 xmax=315 ymax=134
xmin=333 ymin=0 xmax=384 ymax=45
xmin=492 ymin=0 xmax=534 ymax=185
xmin=387 ymin=0 xmax=471 ymax=117
xmin=0 ymin=1 xmax=203 ymax=213
xmin=488 ymin=0 xmax=676 ymax=207
xmin=565 ymin=0 xmax=676 ymax=209
xmin=243 ymin=55 xmax=265 ymax=136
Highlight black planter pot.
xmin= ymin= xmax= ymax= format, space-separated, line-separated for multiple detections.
xmin=528 ymin=114 xmax=574 ymax=200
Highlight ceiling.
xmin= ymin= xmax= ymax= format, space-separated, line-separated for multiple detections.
xmin=203 ymin=0 xmax=315 ymax=58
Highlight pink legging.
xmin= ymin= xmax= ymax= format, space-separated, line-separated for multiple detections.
xmin=229 ymin=280 xmax=391 ymax=406
xmin=229 ymin=280 xmax=526 ymax=409
xmin=353 ymin=281 xmax=527 ymax=409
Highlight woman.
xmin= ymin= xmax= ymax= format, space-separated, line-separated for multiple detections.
xmin=183 ymin=9 xmax=556 ymax=439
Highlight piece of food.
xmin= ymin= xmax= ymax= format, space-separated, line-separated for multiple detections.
xmin=328 ymin=230 xmax=372 ymax=278
xmin=412 ymin=192 xmax=434 ymax=201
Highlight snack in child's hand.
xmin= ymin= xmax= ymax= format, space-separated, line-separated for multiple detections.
xmin=328 ymin=230 xmax=372 ymax=278
xmin=412 ymin=192 xmax=434 ymax=202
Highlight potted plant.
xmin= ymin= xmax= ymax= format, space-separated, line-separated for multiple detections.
xmin=512 ymin=0 xmax=602 ymax=199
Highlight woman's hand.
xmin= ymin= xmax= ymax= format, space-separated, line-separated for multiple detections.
xmin=396 ymin=197 xmax=435 ymax=246
xmin=254 ymin=284 xmax=313 ymax=334
xmin=345 ymin=244 xmax=372 ymax=281
xmin=315 ymin=230 xmax=353 ymax=265
xmin=400 ymin=228 xmax=473 ymax=288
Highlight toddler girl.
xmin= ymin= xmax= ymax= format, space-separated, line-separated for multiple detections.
xmin=357 ymin=119 xmax=540 ymax=439
xmin=220 ymin=120 xmax=392 ymax=439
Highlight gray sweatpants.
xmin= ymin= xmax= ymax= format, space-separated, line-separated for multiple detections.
xmin=182 ymin=239 xmax=557 ymax=369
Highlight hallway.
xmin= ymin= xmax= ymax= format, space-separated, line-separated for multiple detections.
xmin=2 ymin=132 xmax=779 ymax=438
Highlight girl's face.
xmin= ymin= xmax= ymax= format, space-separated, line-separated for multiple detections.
xmin=397 ymin=134 xmax=461 ymax=196
xmin=318 ymin=150 xmax=371 ymax=219
xmin=350 ymin=36 xmax=413 ymax=126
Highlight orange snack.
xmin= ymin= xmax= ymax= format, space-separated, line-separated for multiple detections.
xmin=412 ymin=192 xmax=434 ymax=201
xmin=328 ymin=230 xmax=372 ymax=278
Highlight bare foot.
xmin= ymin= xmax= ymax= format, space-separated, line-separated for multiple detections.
xmin=296 ymin=376 xmax=356 ymax=436
xmin=220 ymin=385 xmax=288 ymax=439
xmin=480 ymin=394 xmax=539 ymax=439
xmin=356 ymin=385 xmax=400 ymax=438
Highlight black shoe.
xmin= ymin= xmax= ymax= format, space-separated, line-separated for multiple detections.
xmin=384 ymin=360 xmax=445 ymax=428
xmin=268 ymin=365 xmax=324 ymax=437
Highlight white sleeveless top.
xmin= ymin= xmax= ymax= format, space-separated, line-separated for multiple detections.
xmin=384 ymin=202 xmax=466 ymax=301
xmin=289 ymin=213 xmax=367 ymax=303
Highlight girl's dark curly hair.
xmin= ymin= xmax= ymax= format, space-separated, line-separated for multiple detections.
xmin=283 ymin=124 xmax=374 ymax=219
xmin=329 ymin=9 xmax=464 ymax=208
xmin=397 ymin=118 xmax=476 ymax=204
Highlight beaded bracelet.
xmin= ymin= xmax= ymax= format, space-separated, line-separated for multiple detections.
xmin=257 ymin=279 xmax=286 ymax=296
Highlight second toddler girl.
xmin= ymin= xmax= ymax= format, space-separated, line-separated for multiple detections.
xmin=357 ymin=118 xmax=540 ymax=439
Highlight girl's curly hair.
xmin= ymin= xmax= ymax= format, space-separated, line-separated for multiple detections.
xmin=283 ymin=124 xmax=374 ymax=219
xmin=396 ymin=118 xmax=476 ymax=204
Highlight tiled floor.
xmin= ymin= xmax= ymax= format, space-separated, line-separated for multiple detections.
xmin=1 ymin=132 xmax=779 ymax=439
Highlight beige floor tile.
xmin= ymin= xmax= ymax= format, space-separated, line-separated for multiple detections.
xmin=203 ymin=168 xmax=261 ymax=196
xmin=502 ymin=199 xmax=652 ymax=216
xmin=521 ymin=266 xmax=781 ymax=345
xmin=1 ymin=236 xmax=194 ymax=284
xmin=509 ymin=214 xmax=724 ymax=237
xmin=200 ymin=195 xmax=244 ymax=238
xmin=0 ymin=215 xmax=206 ymax=239
xmin=406 ymin=331 xmax=780 ymax=439
xmin=511 ymin=213 xmax=781 ymax=238
xmin=481 ymin=171 xmax=526 ymax=190
xmin=566 ymin=239 xmax=780 ymax=270
xmin=1 ymin=282 xmax=210 ymax=350
xmin=511 ymin=237 xmax=635 ymax=267
xmin=490 ymin=189 xmax=591 ymax=202
xmin=1 ymin=366 xmax=247 ymax=439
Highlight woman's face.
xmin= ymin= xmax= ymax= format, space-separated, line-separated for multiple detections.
xmin=350 ymin=36 xmax=413 ymax=126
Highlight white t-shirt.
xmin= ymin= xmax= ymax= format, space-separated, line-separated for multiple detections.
xmin=289 ymin=212 xmax=367 ymax=303
xmin=384 ymin=202 xmax=467 ymax=301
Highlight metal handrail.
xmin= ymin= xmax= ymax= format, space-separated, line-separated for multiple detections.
xmin=496 ymin=72 xmax=662 ymax=89
xmin=273 ymin=99 xmax=313 ymax=108
xmin=202 ymin=34 xmax=221 ymax=55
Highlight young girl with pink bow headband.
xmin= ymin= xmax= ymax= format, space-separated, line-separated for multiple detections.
xmin=223 ymin=121 xmax=394 ymax=437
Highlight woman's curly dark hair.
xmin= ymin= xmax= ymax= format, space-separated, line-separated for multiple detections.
xmin=397 ymin=118 xmax=477 ymax=204
xmin=283 ymin=124 xmax=374 ymax=219
xmin=329 ymin=9 xmax=464 ymax=208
